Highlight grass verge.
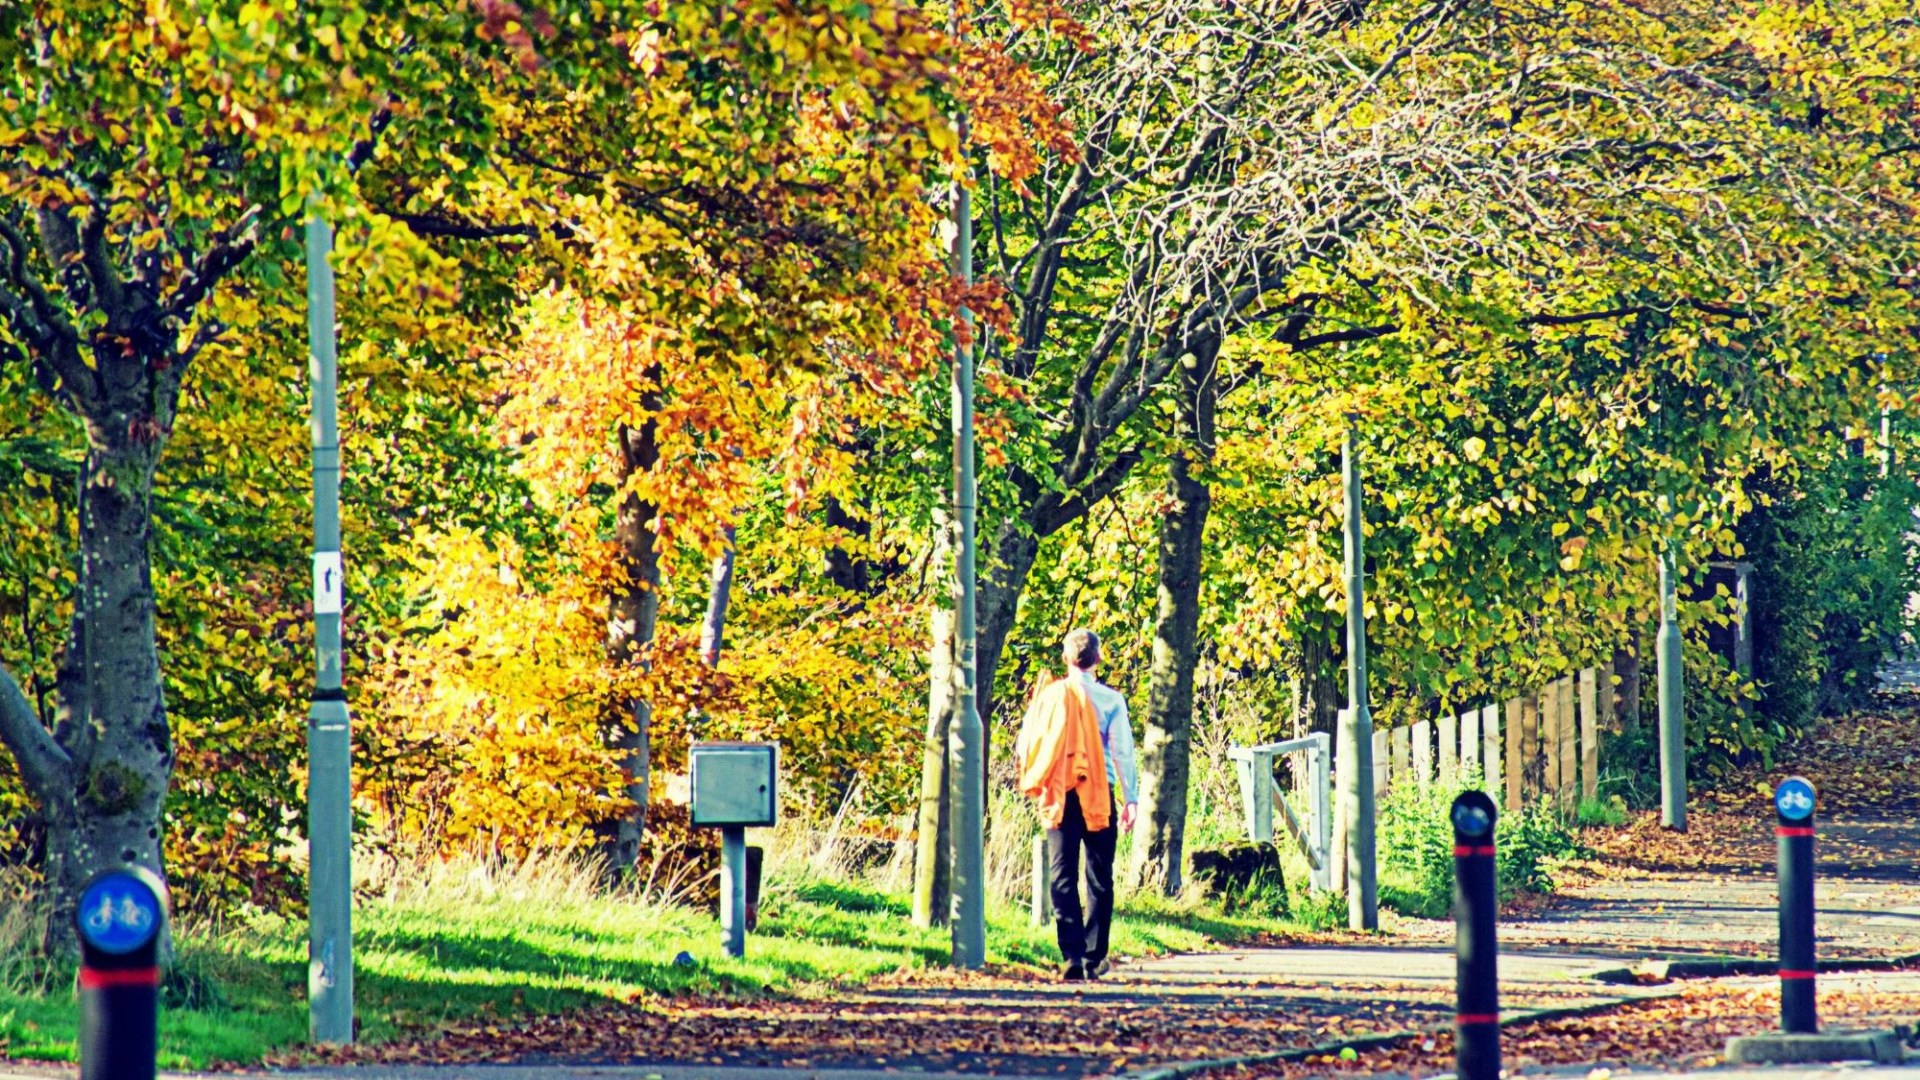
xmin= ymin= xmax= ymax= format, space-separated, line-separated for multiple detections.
xmin=1 ymin=850 xmax=1289 ymax=1070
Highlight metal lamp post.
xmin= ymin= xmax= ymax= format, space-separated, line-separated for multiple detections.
xmin=1341 ymin=426 xmax=1378 ymax=931
xmin=948 ymin=147 xmax=986 ymax=970
xmin=1656 ymin=542 xmax=1686 ymax=831
xmin=306 ymin=213 xmax=354 ymax=1042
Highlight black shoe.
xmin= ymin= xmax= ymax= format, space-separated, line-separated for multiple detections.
xmin=1088 ymin=958 xmax=1111 ymax=979
xmin=1061 ymin=962 xmax=1087 ymax=981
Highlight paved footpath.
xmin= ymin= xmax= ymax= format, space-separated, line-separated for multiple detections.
xmin=9 ymin=830 xmax=1910 ymax=1080
xmin=1497 ymin=839 xmax=1920 ymax=965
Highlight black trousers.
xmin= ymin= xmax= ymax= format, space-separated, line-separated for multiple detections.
xmin=1047 ymin=790 xmax=1118 ymax=967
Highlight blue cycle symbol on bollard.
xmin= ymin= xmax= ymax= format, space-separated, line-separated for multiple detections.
xmin=77 ymin=870 xmax=163 ymax=955
xmin=1451 ymin=797 xmax=1494 ymax=839
xmin=1774 ymin=777 xmax=1817 ymax=822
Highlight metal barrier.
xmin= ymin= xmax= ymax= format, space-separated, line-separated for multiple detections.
xmin=1229 ymin=733 xmax=1332 ymax=892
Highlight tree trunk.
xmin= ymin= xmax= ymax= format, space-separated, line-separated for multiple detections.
xmin=1615 ymin=632 xmax=1642 ymax=730
xmin=1 ymin=430 xmax=173 ymax=951
xmin=824 ymin=495 xmax=874 ymax=596
xmin=0 ymin=189 xmax=249 ymax=949
xmin=912 ymin=511 xmax=956 ymax=926
xmin=1296 ymin=622 xmax=1343 ymax=737
xmin=603 ymin=415 xmax=662 ymax=874
xmin=972 ymin=521 xmax=1041 ymax=744
xmin=1129 ymin=350 xmax=1216 ymax=897
xmin=698 ymin=525 xmax=736 ymax=667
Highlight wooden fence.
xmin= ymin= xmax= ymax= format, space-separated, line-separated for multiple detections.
xmin=1370 ymin=666 xmax=1614 ymax=811
xmin=1327 ymin=666 xmax=1615 ymax=891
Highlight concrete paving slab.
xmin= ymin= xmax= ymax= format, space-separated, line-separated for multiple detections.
xmin=1726 ymin=1031 xmax=1907 ymax=1066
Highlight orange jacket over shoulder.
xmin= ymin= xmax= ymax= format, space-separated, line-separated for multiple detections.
xmin=1015 ymin=677 xmax=1112 ymax=832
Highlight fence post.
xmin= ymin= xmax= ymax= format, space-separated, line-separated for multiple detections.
xmin=1504 ymin=698 xmax=1524 ymax=810
xmin=1439 ymin=713 xmax=1458 ymax=784
xmin=1331 ymin=762 xmax=1348 ymax=894
xmin=1232 ymin=747 xmax=1273 ymax=843
xmin=1541 ymin=681 xmax=1563 ymax=798
xmin=1460 ymin=709 xmax=1480 ymax=779
xmin=1413 ymin=719 xmax=1434 ymax=787
xmin=1481 ymin=704 xmax=1500 ymax=806
xmin=1522 ymin=693 xmax=1543 ymax=797
xmin=1333 ymin=708 xmax=1352 ymax=896
xmin=1311 ymin=733 xmax=1333 ymax=893
xmin=1579 ymin=668 xmax=1600 ymax=804
xmin=1373 ymin=729 xmax=1389 ymax=797
xmin=1558 ymin=677 xmax=1579 ymax=814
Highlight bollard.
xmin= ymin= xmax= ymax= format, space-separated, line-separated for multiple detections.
xmin=1451 ymin=791 xmax=1500 ymax=1080
xmin=76 ymin=865 xmax=167 ymax=1080
xmin=1774 ymin=776 xmax=1817 ymax=1034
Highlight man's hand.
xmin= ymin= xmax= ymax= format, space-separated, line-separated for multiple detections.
xmin=1120 ymin=801 xmax=1138 ymax=830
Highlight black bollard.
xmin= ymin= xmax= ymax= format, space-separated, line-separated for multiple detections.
xmin=75 ymin=865 xmax=167 ymax=1080
xmin=1774 ymin=776 xmax=1817 ymax=1034
xmin=1451 ymin=790 xmax=1500 ymax=1080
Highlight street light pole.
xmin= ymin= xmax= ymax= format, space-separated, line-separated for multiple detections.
xmin=306 ymin=213 xmax=354 ymax=1042
xmin=1656 ymin=542 xmax=1686 ymax=831
xmin=1341 ymin=426 xmax=1378 ymax=931
xmin=948 ymin=142 xmax=986 ymax=969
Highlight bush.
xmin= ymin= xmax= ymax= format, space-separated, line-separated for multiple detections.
xmin=1285 ymin=878 xmax=1349 ymax=930
xmin=1575 ymin=794 xmax=1628 ymax=827
xmin=1743 ymin=456 xmax=1919 ymax=728
xmin=1375 ymin=769 xmax=1584 ymax=919
xmin=1190 ymin=842 xmax=1290 ymax=919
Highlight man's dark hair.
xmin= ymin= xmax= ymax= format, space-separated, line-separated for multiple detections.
xmin=1063 ymin=627 xmax=1101 ymax=669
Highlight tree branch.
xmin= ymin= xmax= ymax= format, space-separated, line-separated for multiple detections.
xmin=162 ymin=206 xmax=260 ymax=326
xmin=0 ymin=659 xmax=72 ymax=803
xmin=1289 ymin=322 xmax=1400 ymax=349
xmin=0 ymin=214 xmax=94 ymax=407
xmin=346 ymin=104 xmax=395 ymax=174
xmin=393 ymin=212 xmax=573 ymax=242
xmin=1035 ymin=448 xmax=1143 ymax=537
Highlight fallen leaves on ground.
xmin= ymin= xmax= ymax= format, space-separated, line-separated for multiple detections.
xmin=1577 ymin=694 xmax=1920 ymax=879
xmin=254 ymin=699 xmax=1920 ymax=1078
xmin=262 ymin=963 xmax=1435 ymax=1077
xmin=1213 ymin=977 xmax=1920 ymax=1080
xmin=1702 ymin=691 xmax=1920 ymax=817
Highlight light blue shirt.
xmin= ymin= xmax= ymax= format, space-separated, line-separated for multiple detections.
xmin=1067 ymin=668 xmax=1138 ymax=804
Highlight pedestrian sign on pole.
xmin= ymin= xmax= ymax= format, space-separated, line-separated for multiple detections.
xmin=313 ymin=552 xmax=342 ymax=615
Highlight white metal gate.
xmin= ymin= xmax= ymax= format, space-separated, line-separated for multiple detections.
xmin=1228 ymin=734 xmax=1332 ymax=893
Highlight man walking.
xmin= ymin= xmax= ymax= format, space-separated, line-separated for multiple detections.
xmin=1016 ymin=628 xmax=1139 ymax=980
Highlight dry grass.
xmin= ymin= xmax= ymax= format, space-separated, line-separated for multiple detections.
xmin=0 ymin=865 xmax=56 ymax=996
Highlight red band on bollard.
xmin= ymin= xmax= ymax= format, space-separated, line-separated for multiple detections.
xmin=79 ymin=966 xmax=160 ymax=989
xmin=1457 ymin=1013 xmax=1501 ymax=1025
xmin=1453 ymin=845 xmax=1497 ymax=857
xmin=1776 ymin=826 xmax=1814 ymax=837
xmin=1779 ymin=969 xmax=1816 ymax=980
